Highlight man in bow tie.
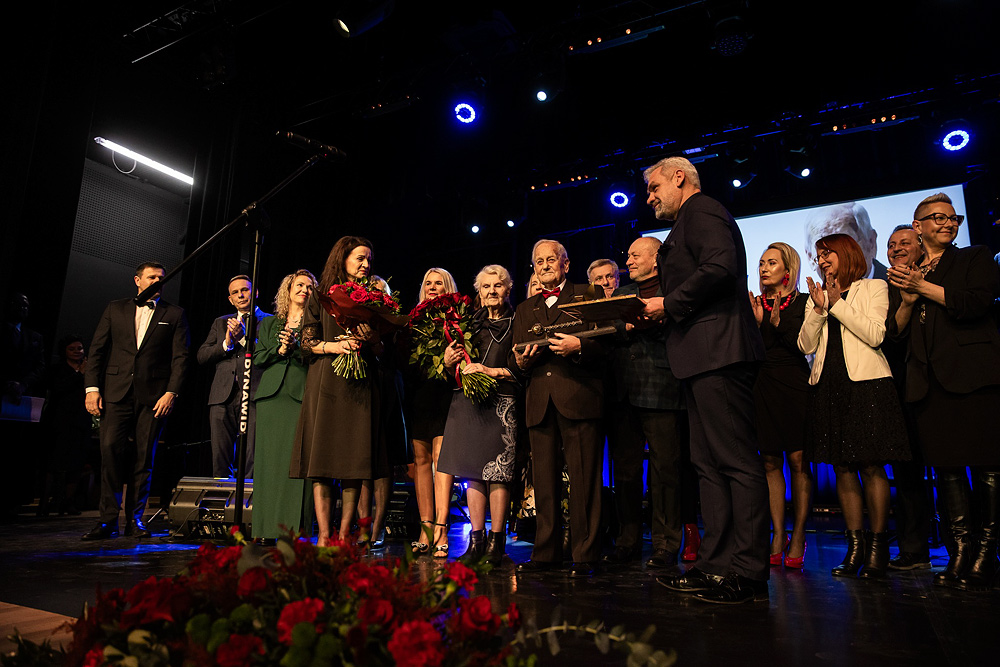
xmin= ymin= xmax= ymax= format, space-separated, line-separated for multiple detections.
xmin=197 ymin=275 xmax=271 ymax=478
xmin=83 ymin=262 xmax=190 ymax=540
xmin=512 ymin=239 xmax=607 ymax=578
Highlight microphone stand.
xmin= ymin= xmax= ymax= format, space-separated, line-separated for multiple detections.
xmin=135 ymin=150 xmax=340 ymax=533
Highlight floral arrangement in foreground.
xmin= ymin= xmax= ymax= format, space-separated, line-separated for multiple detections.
xmin=2 ymin=525 xmax=675 ymax=667
xmin=407 ymin=293 xmax=497 ymax=402
xmin=319 ymin=278 xmax=406 ymax=380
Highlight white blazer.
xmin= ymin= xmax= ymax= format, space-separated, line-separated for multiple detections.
xmin=797 ymin=278 xmax=892 ymax=385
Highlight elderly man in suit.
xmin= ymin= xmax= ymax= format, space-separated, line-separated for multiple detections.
xmin=513 ymin=239 xmax=607 ymax=578
xmin=84 ymin=262 xmax=190 ymax=539
xmin=641 ymin=157 xmax=770 ymax=604
xmin=197 ymin=275 xmax=270 ymax=478
xmin=603 ymin=237 xmax=689 ymax=568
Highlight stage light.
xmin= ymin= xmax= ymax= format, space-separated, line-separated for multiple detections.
xmin=471 ymin=225 xmax=480 ymax=234
xmin=800 ymin=167 xmax=811 ymax=178
xmin=536 ymin=90 xmax=548 ymax=102
xmin=94 ymin=137 xmax=194 ymax=185
xmin=454 ymin=102 xmax=476 ymax=124
xmin=610 ymin=192 xmax=630 ymax=208
xmin=507 ymin=219 xmax=515 ymax=228
xmin=781 ymin=134 xmax=814 ymax=181
xmin=727 ymin=143 xmax=756 ymax=189
xmin=333 ymin=0 xmax=395 ymax=38
xmin=942 ymin=129 xmax=970 ymax=151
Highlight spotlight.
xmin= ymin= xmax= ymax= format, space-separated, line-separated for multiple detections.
xmin=333 ymin=0 xmax=395 ymax=38
xmin=536 ymin=90 xmax=549 ymax=102
xmin=471 ymin=225 xmax=480 ymax=234
xmin=454 ymin=103 xmax=477 ymax=124
xmin=711 ymin=16 xmax=752 ymax=57
xmin=727 ymin=143 xmax=757 ymax=189
xmin=942 ymin=128 xmax=970 ymax=152
xmin=781 ymin=134 xmax=815 ymax=180
xmin=610 ymin=192 xmax=630 ymax=208
xmin=506 ymin=219 xmax=515 ymax=228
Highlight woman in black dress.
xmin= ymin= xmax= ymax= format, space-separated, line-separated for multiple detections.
xmin=749 ymin=242 xmax=811 ymax=569
xmin=887 ymin=193 xmax=1000 ymax=591
xmin=290 ymin=236 xmax=391 ymax=546
xmin=798 ymin=234 xmax=910 ymax=579
xmin=438 ymin=265 xmax=522 ymax=565
xmin=406 ymin=268 xmax=459 ymax=556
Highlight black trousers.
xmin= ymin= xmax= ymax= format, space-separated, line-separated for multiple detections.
xmin=528 ymin=401 xmax=604 ymax=563
xmin=608 ymin=403 xmax=686 ymax=552
xmin=99 ymin=391 xmax=165 ymax=524
xmin=209 ymin=392 xmax=255 ymax=478
xmin=891 ymin=403 xmax=930 ymax=555
xmin=685 ymin=362 xmax=769 ymax=580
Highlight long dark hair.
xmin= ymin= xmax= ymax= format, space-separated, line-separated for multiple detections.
xmin=319 ymin=236 xmax=373 ymax=291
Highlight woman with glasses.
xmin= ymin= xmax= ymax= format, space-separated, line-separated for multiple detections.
xmin=887 ymin=193 xmax=1000 ymax=592
xmin=798 ymin=233 xmax=910 ymax=579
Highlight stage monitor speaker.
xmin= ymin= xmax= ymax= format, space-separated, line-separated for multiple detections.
xmin=384 ymin=482 xmax=420 ymax=541
xmin=168 ymin=476 xmax=252 ymax=539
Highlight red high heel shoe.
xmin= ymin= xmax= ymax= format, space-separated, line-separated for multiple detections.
xmin=681 ymin=523 xmax=701 ymax=562
xmin=784 ymin=540 xmax=807 ymax=569
xmin=770 ymin=535 xmax=790 ymax=566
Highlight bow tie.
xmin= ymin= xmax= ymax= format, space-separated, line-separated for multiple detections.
xmin=141 ymin=301 xmax=156 ymax=309
xmin=541 ymin=287 xmax=561 ymax=299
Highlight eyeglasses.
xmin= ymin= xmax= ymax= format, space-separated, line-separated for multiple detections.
xmin=816 ymin=249 xmax=835 ymax=260
xmin=918 ymin=213 xmax=964 ymax=225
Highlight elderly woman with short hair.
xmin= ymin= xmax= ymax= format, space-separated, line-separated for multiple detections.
xmin=437 ymin=265 xmax=523 ymax=565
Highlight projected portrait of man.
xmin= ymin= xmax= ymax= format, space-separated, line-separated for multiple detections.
xmin=803 ymin=202 xmax=887 ymax=280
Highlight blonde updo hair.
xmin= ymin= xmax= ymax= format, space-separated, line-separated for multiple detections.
xmin=759 ymin=242 xmax=801 ymax=295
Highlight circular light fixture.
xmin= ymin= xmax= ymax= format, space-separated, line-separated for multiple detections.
xmin=506 ymin=219 xmax=515 ymax=228
xmin=454 ymin=103 xmax=476 ymax=124
xmin=536 ymin=90 xmax=548 ymax=102
xmin=471 ymin=225 xmax=480 ymax=234
xmin=800 ymin=168 xmax=811 ymax=178
xmin=732 ymin=178 xmax=743 ymax=188
xmin=610 ymin=192 xmax=630 ymax=208
xmin=942 ymin=129 xmax=970 ymax=151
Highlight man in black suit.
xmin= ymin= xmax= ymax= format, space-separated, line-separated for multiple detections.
xmin=196 ymin=275 xmax=270 ymax=478
xmin=640 ymin=157 xmax=770 ymax=604
xmin=83 ymin=262 xmax=190 ymax=539
xmin=513 ymin=239 xmax=607 ymax=578
xmin=604 ymin=237 xmax=688 ymax=568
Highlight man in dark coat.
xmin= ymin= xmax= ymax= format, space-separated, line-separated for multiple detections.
xmin=641 ymin=157 xmax=770 ymax=604
xmin=196 ymin=275 xmax=270 ymax=478
xmin=513 ymin=239 xmax=607 ymax=578
xmin=83 ymin=262 xmax=190 ymax=539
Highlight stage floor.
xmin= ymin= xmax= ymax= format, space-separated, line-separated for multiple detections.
xmin=1 ymin=511 xmax=998 ymax=665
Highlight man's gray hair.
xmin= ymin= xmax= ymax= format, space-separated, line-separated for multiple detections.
xmin=643 ymin=156 xmax=701 ymax=190
xmin=586 ymin=258 xmax=619 ymax=280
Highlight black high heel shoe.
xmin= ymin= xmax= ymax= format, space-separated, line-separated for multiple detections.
xmin=484 ymin=530 xmax=506 ymax=567
xmin=411 ymin=520 xmax=433 ymax=556
xmin=831 ymin=529 xmax=866 ymax=577
xmin=460 ymin=529 xmax=487 ymax=563
xmin=432 ymin=522 xmax=450 ymax=559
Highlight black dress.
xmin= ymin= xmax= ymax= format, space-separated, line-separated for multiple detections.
xmin=437 ymin=307 xmax=522 ymax=482
xmin=753 ymin=293 xmax=810 ymax=455
xmin=807 ymin=294 xmax=910 ymax=466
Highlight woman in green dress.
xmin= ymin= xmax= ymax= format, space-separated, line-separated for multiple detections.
xmin=251 ymin=270 xmax=317 ymax=540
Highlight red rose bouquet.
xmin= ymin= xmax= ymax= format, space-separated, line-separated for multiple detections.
xmin=319 ymin=278 xmax=406 ymax=380
xmin=407 ymin=293 xmax=497 ymax=402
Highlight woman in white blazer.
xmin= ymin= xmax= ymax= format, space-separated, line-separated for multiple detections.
xmin=798 ymin=233 xmax=910 ymax=579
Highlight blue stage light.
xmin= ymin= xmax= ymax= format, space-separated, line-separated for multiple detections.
xmin=610 ymin=192 xmax=629 ymax=208
xmin=942 ymin=129 xmax=970 ymax=151
xmin=471 ymin=225 xmax=480 ymax=234
xmin=455 ymin=103 xmax=477 ymax=124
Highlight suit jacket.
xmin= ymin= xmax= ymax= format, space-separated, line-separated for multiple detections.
xmin=512 ymin=281 xmax=606 ymax=428
xmin=887 ymin=244 xmax=1000 ymax=402
xmin=609 ymin=282 xmax=684 ymax=410
xmin=253 ymin=315 xmax=307 ymax=403
xmin=196 ymin=307 xmax=270 ymax=405
xmin=657 ymin=192 xmax=765 ymax=379
xmin=798 ymin=278 xmax=892 ymax=385
xmin=85 ymin=297 xmax=190 ymax=406
xmin=1 ymin=322 xmax=46 ymax=396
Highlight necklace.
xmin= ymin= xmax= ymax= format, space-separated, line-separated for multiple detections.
xmin=919 ymin=256 xmax=942 ymax=276
xmin=761 ymin=293 xmax=794 ymax=312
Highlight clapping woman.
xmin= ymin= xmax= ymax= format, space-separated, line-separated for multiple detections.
xmin=749 ymin=243 xmax=812 ymax=568
xmin=797 ymin=233 xmax=909 ymax=579
xmin=887 ymin=193 xmax=1000 ymax=591
xmin=252 ymin=270 xmax=316 ymax=541
xmin=437 ymin=265 xmax=522 ymax=565
xmin=290 ymin=237 xmax=391 ymax=546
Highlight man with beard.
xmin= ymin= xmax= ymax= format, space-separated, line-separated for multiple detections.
xmin=640 ymin=157 xmax=769 ymax=604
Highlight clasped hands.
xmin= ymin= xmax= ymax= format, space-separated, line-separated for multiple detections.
xmin=886 ymin=264 xmax=923 ymax=304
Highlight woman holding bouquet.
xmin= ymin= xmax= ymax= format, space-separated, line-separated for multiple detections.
xmin=437 ymin=265 xmax=522 ymax=565
xmin=406 ymin=268 xmax=459 ymax=556
xmin=252 ymin=270 xmax=317 ymax=540
xmin=290 ymin=237 xmax=393 ymax=546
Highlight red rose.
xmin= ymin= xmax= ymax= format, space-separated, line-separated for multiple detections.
xmin=81 ymin=645 xmax=104 ymax=667
xmin=343 ymin=562 xmax=391 ymax=596
xmin=444 ymin=561 xmax=478 ymax=590
xmin=387 ymin=620 xmax=445 ymax=667
xmin=277 ymin=598 xmax=325 ymax=645
xmin=237 ymin=567 xmax=270 ymax=597
xmin=505 ymin=602 xmax=521 ymax=631
xmin=358 ymin=598 xmax=394 ymax=628
xmin=350 ymin=288 xmax=368 ymax=303
xmin=216 ymin=633 xmax=264 ymax=667
xmin=458 ymin=596 xmax=500 ymax=636
xmin=120 ymin=576 xmax=192 ymax=628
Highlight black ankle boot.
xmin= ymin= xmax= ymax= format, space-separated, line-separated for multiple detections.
xmin=858 ymin=531 xmax=889 ymax=579
xmin=958 ymin=471 xmax=999 ymax=592
xmin=832 ymin=529 xmax=866 ymax=577
xmin=935 ymin=469 xmax=973 ymax=588
xmin=485 ymin=531 xmax=506 ymax=566
xmin=460 ymin=529 xmax=487 ymax=563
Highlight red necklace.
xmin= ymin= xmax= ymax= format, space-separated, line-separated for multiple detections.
xmin=761 ymin=293 xmax=794 ymax=312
